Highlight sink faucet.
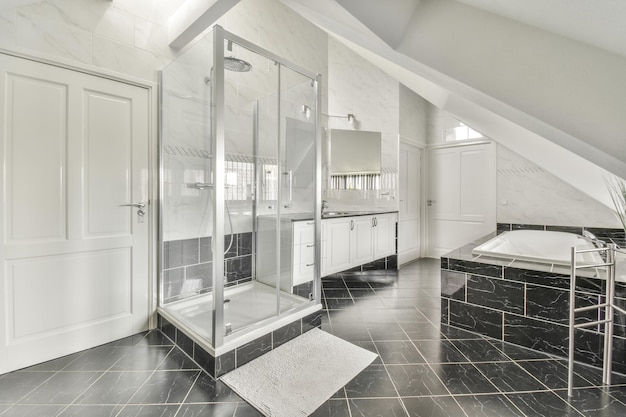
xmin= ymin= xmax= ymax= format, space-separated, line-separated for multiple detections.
xmin=321 ymin=200 xmax=328 ymax=213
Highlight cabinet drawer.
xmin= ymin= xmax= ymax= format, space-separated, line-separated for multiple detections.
xmin=293 ymin=261 xmax=314 ymax=286
xmin=294 ymin=221 xmax=314 ymax=245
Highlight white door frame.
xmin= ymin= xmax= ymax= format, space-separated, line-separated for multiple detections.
xmin=399 ymin=138 xmax=426 ymax=265
xmin=0 ymin=48 xmax=159 ymax=329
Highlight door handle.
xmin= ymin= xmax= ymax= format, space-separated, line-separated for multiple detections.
xmin=119 ymin=202 xmax=145 ymax=209
xmin=350 ymin=220 xmax=354 ymax=230
xmin=119 ymin=202 xmax=146 ymax=217
xmin=427 ymin=200 xmax=436 ymax=206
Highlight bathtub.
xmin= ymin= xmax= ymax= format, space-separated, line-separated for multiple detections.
xmin=473 ymin=230 xmax=603 ymax=265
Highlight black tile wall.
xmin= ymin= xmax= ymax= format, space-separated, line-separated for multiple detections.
xmin=272 ymin=321 xmax=302 ymax=349
xmin=237 ymin=334 xmax=272 ymax=368
xmin=441 ymin=270 xmax=465 ymax=301
xmin=163 ymin=233 xmax=255 ymax=303
xmin=511 ymin=224 xmax=545 ymax=231
xmin=448 ymin=259 xmax=502 ymax=278
xmin=449 ymin=300 xmax=502 ymax=340
xmin=526 ymin=285 xmax=599 ymax=325
xmin=467 ymin=275 xmax=524 ymax=315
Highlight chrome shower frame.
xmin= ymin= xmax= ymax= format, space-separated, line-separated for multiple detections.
xmin=210 ymin=25 xmax=323 ymax=353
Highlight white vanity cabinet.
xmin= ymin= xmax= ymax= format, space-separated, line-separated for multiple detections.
xmin=321 ymin=212 xmax=397 ymax=276
xmin=292 ymin=220 xmax=315 ymax=286
xmin=257 ymin=216 xmax=316 ymax=292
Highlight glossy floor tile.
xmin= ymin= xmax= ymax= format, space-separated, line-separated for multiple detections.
xmin=1 ymin=258 xmax=626 ymax=416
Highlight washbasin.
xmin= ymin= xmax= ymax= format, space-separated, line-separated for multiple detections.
xmin=322 ymin=211 xmax=356 ymax=217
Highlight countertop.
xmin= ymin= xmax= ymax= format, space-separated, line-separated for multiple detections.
xmin=257 ymin=210 xmax=398 ymax=222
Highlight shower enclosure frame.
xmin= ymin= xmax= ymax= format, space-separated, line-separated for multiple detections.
xmin=158 ymin=25 xmax=323 ymax=357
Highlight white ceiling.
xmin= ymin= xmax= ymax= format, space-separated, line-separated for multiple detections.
xmin=456 ymin=0 xmax=626 ymax=58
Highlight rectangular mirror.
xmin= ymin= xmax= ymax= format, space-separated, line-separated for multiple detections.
xmin=330 ymin=129 xmax=381 ymax=174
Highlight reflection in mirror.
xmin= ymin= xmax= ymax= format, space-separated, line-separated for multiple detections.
xmin=330 ymin=129 xmax=381 ymax=190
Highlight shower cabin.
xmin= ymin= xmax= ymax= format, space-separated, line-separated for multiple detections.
xmin=159 ymin=26 xmax=322 ymax=376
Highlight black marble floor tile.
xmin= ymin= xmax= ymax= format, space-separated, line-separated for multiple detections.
xmin=451 ymin=339 xmax=510 ymax=362
xmin=367 ymin=322 xmax=410 ymax=341
xmin=517 ymin=360 xmax=593 ymax=390
xmin=440 ymin=325 xmax=483 ymax=340
xmin=453 ymin=394 xmax=525 ymax=417
xmin=157 ymin=347 xmax=201 ymax=370
xmin=348 ymin=398 xmax=408 ymax=417
xmin=232 ymin=402 xmax=264 ymax=416
xmin=386 ymin=364 xmax=449 ymax=396
xmin=324 ymin=298 xmax=356 ymax=310
xmin=74 ymin=371 xmax=152 ymax=404
xmin=110 ymin=346 xmax=173 ymax=371
xmin=0 ymin=371 xmax=53 ymax=404
xmin=506 ymin=391 xmax=582 ymax=416
xmin=21 ymin=371 xmax=102 ymax=404
xmin=176 ymin=403 xmax=238 ymax=417
xmin=310 ymin=398 xmax=351 ymax=417
xmin=116 ymin=404 xmax=180 ymax=417
xmin=474 ymin=362 xmax=547 ymax=392
xmin=328 ymin=323 xmax=372 ymax=341
xmin=324 ymin=288 xmax=352 ymax=298
xmin=402 ymin=396 xmax=466 ymax=417
xmin=557 ymin=388 xmax=626 ymax=417
xmin=400 ymin=322 xmax=443 ymax=341
xmin=184 ymin=372 xmax=240 ymax=403
xmin=6 ymin=259 xmax=626 ymax=417
xmin=61 ymin=346 xmax=125 ymax=371
xmin=127 ymin=370 xmax=199 ymax=404
xmin=0 ymin=404 xmax=66 ymax=417
xmin=58 ymin=405 xmax=123 ymax=417
xmin=374 ymin=341 xmax=425 ymax=364
xmin=435 ymin=363 xmax=499 ymax=395
xmin=343 ymin=364 xmax=398 ymax=398
xmin=414 ymin=340 xmax=468 ymax=363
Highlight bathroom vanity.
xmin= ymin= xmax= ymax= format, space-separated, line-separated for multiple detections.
xmin=322 ymin=211 xmax=397 ymax=276
xmin=258 ymin=210 xmax=398 ymax=292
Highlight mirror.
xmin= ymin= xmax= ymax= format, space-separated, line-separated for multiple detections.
xmin=330 ymin=129 xmax=381 ymax=174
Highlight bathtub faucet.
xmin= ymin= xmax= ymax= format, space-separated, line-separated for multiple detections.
xmin=582 ymin=230 xmax=606 ymax=248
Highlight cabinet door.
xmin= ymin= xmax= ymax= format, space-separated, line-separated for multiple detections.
xmin=351 ymin=216 xmax=374 ymax=266
xmin=373 ymin=213 xmax=396 ymax=259
xmin=325 ymin=218 xmax=352 ymax=275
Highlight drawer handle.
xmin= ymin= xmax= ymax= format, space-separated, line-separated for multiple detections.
xmin=306 ymin=263 xmax=315 ymax=267
xmin=306 ymin=244 xmax=314 ymax=248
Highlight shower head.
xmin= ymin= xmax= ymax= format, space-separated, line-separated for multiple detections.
xmin=224 ymin=56 xmax=252 ymax=72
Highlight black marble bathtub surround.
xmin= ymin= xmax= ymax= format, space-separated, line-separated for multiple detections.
xmin=442 ymin=235 xmax=626 ymax=374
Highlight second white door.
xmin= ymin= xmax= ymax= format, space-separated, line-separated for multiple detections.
xmin=0 ymin=54 xmax=152 ymax=374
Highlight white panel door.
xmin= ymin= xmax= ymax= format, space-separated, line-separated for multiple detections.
xmin=324 ymin=218 xmax=352 ymax=275
xmin=427 ymin=142 xmax=495 ymax=258
xmin=0 ymin=54 xmax=151 ymax=374
xmin=398 ymin=142 xmax=422 ymax=264
xmin=373 ymin=213 xmax=396 ymax=260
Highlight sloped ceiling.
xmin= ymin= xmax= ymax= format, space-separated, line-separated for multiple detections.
xmin=281 ymin=0 xmax=626 ymax=209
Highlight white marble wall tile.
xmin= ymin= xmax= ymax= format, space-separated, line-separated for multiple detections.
xmin=497 ymin=144 xmax=619 ymax=228
xmin=0 ymin=9 xmax=16 ymax=49
xmin=69 ymin=2 xmax=134 ymax=45
xmin=15 ymin=10 xmax=91 ymax=64
xmin=92 ymin=34 xmax=168 ymax=82
xmin=135 ymin=17 xmax=179 ymax=60
xmin=399 ymin=83 xmax=427 ymax=145
xmin=109 ymin=0 xmax=185 ymax=27
xmin=17 ymin=0 xmax=71 ymax=25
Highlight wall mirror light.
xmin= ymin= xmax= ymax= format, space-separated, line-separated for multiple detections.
xmin=329 ymin=129 xmax=381 ymax=190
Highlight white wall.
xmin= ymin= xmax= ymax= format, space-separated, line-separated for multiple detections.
xmin=399 ymin=83 xmax=427 ymax=146
xmin=325 ymin=36 xmax=399 ymax=211
xmin=497 ymin=145 xmax=620 ymax=228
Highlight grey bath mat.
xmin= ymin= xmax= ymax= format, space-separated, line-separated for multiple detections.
xmin=220 ymin=327 xmax=377 ymax=417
